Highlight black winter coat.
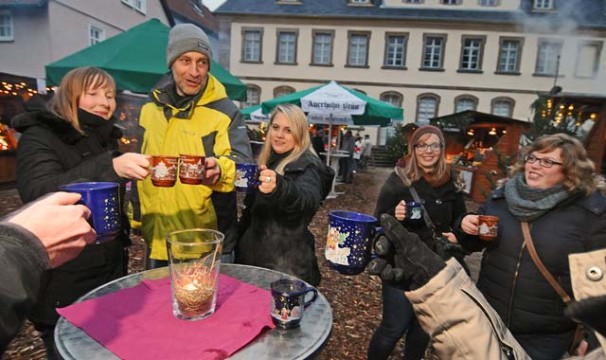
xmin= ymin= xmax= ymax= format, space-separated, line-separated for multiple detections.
xmin=457 ymin=187 xmax=606 ymax=342
xmin=375 ymin=169 xmax=467 ymax=250
xmin=236 ymin=151 xmax=331 ymax=286
xmin=11 ymin=109 xmax=129 ymax=327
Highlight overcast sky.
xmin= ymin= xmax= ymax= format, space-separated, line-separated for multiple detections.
xmin=204 ymin=0 xmax=226 ymax=11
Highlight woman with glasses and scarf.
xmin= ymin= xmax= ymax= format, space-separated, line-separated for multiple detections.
xmin=456 ymin=133 xmax=606 ymax=359
xmin=368 ymin=125 xmax=468 ymax=360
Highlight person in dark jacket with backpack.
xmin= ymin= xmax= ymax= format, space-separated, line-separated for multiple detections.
xmin=368 ymin=125 xmax=467 ymax=360
xmin=11 ymin=67 xmax=150 ymax=359
xmin=456 ymin=133 xmax=606 ymax=359
xmin=236 ymin=104 xmax=334 ymax=286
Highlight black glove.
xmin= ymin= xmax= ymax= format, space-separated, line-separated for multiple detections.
xmin=565 ymin=295 xmax=606 ymax=337
xmin=368 ymin=214 xmax=446 ymax=290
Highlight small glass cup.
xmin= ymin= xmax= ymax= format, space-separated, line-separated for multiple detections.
xmin=166 ymin=229 xmax=224 ymax=321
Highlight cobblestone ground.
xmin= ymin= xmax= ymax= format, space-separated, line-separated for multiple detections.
xmin=1 ymin=167 xmax=481 ymax=360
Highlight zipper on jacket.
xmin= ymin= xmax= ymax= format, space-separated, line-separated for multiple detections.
xmin=506 ymin=242 xmax=526 ymax=326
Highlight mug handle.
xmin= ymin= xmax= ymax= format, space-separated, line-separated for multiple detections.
xmin=303 ymin=288 xmax=318 ymax=308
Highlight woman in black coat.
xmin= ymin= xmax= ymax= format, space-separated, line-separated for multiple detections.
xmin=368 ymin=125 xmax=467 ymax=360
xmin=11 ymin=67 xmax=150 ymax=359
xmin=457 ymin=133 xmax=606 ymax=359
xmin=236 ymin=104 xmax=333 ymax=286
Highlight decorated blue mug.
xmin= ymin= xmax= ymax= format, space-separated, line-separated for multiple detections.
xmin=325 ymin=210 xmax=378 ymax=275
xmin=59 ymin=182 xmax=121 ymax=243
xmin=235 ymin=163 xmax=259 ymax=192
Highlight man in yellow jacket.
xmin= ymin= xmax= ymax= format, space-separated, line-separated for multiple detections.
xmin=132 ymin=24 xmax=252 ymax=268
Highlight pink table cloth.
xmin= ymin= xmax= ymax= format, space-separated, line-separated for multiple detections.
xmin=57 ymin=274 xmax=275 ymax=360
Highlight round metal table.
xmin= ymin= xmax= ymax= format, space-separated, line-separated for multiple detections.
xmin=55 ymin=264 xmax=332 ymax=359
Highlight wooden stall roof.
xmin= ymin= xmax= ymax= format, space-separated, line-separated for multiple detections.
xmin=431 ymin=110 xmax=528 ymax=131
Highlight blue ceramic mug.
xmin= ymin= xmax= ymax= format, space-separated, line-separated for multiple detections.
xmin=325 ymin=210 xmax=378 ymax=275
xmin=235 ymin=163 xmax=259 ymax=192
xmin=270 ymin=278 xmax=318 ymax=329
xmin=59 ymin=182 xmax=121 ymax=243
xmin=406 ymin=201 xmax=424 ymax=223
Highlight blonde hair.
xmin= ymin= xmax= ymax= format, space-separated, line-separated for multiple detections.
xmin=403 ymin=132 xmax=449 ymax=183
xmin=510 ymin=133 xmax=605 ymax=195
xmin=257 ymin=104 xmax=314 ymax=174
xmin=48 ymin=67 xmax=116 ymax=133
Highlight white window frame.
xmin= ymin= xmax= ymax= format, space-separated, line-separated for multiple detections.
xmin=242 ymin=29 xmax=262 ymax=63
xmin=416 ymin=95 xmax=439 ymax=125
xmin=88 ymin=25 xmax=105 ymax=46
xmin=276 ymin=30 xmax=297 ymax=64
xmin=460 ymin=37 xmax=484 ymax=71
xmin=384 ymin=33 xmax=407 ymax=68
xmin=244 ymin=86 xmax=261 ymax=107
xmin=497 ymin=38 xmax=522 ymax=73
xmin=479 ymin=0 xmax=499 ymax=5
xmin=535 ymin=39 xmax=562 ymax=75
xmin=380 ymin=91 xmax=403 ymax=108
xmin=422 ymin=35 xmax=445 ymax=69
xmin=455 ymin=96 xmax=478 ymax=113
xmin=122 ymin=0 xmax=146 ymax=14
xmin=347 ymin=32 xmax=369 ymax=67
xmin=311 ymin=31 xmax=333 ymax=65
xmin=0 ymin=10 xmax=14 ymax=42
xmin=533 ymin=0 xmax=554 ymax=10
xmin=492 ymin=98 xmax=514 ymax=117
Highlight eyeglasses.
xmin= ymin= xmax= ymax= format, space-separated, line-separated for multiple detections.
xmin=414 ymin=143 xmax=442 ymax=152
xmin=524 ymin=154 xmax=563 ymax=168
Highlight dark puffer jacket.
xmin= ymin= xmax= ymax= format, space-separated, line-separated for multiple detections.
xmin=11 ymin=108 xmax=129 ymax=327
xmin=458 ymin=187 xmax=606 ymax=339
xmin=236 ymin=151 xmax=331 ymax=286
xmin=375 ymin=169 xmax=467 ymax=250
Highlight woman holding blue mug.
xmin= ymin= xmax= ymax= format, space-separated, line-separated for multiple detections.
xmin=11 ymin=67 xmax=150 ymax=359
xmin=368 ymin=125 xmax=467 ymax=360
xmin=236 ymin=104 xmax=334 ymax=286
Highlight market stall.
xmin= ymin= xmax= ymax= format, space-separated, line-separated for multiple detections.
xmin=432 ymin=110 xmax=529 ymax=203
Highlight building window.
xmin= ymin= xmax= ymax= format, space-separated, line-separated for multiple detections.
xmin=575 ymin=42 xmax=602 ymax=78
xmin=491 ymin=97 xmax=514 ymax=117
xmin=384 ymin=33 xmax=407 ymax=68
xmin=403 ymin=0 xmax=422 ymax=3
xmin=441 ymin=0 xmax=459 ymax=4
xmin=497 ymin=38 xmax=522 ymax=73
xmin=274 ymin=85 xmax=295 ymax=98
xmin=311 ymin=30 xmax=333 ymax=66
xmin=479 ymin=0 xmax=499 ymax=5
xmin=535 ymin=39 xmax=562 ymax=76
xmin=122 ymin=0 xmax=146 ymax=13
xmin=347 ymin=32 xmax=370 ymax=67
xmin=276 ymin=30 xmax=298 ymax=64
xmin=89 ymin=25 xmax=105 ymax=46
xmin=243 ymin=85 xmax=261 ymax=107
xmin=349 ymin=0 xmax=370 ymax=3
xmin=0 ymin=10 xmax=13 ymax=41
xmin=380 ymin=91 xmax=403 ymax=108
xmin=459 ymin=37 xmax=485 ymax=71
xmin=533 ymin=0 xmax=554 ymax=10
xmin=416 ymin=94 xmax=439 ymax=125
xmin=242 ymin=29 xmax=263 ymax=63
xmin=421 ymin=35 xmax=446 ymax=70
xmin=455 ymin=96 xmax=478 ymax=113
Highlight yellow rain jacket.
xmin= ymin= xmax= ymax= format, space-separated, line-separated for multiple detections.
xmin=133 ymin=74 xmax=252 ymax=260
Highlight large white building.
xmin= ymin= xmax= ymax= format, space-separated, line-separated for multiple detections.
xmin=215 ymin=0 xmax=606 ymax=127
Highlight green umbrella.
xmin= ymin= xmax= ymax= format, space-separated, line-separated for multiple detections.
xmin=261 ymin=80 xmax=403 ymax=126
xmin=45 ymin=19 xmax=247 ymax=101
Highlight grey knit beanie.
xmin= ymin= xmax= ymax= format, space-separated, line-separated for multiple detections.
xmin=166 ymin=24 xmax=212 ymax=68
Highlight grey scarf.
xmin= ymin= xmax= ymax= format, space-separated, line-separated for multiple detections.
xmin=504 ymin=173 xmax=571 ymax=221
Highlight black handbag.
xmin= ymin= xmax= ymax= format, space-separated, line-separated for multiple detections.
xmin=409 ymin=186 xmax=470 ymax=274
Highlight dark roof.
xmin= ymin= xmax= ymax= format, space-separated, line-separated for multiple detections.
xmin=162 ymin=0 xmax=219 ymax=34
xmin=215 ymin=0 xmax=606 ymax=29
xmin=0 ymin=0 xmax=46 ymax=7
